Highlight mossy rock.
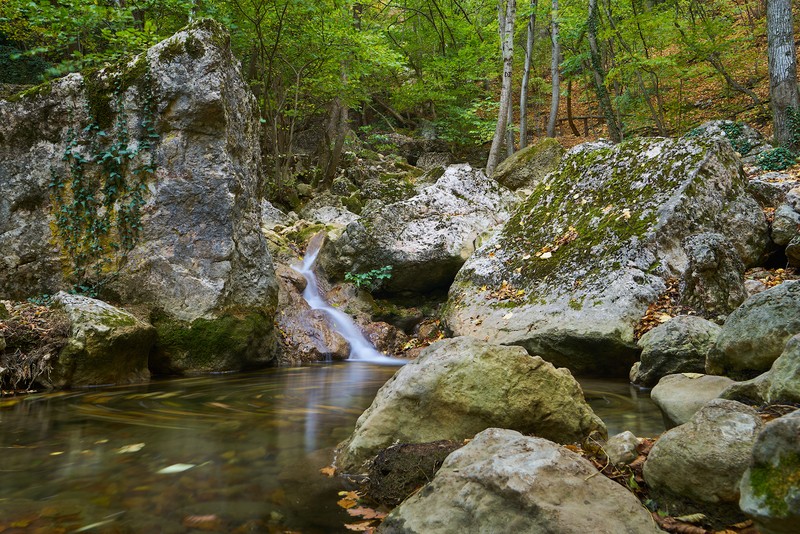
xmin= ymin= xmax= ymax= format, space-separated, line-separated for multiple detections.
xmin=492 ymin=137 xmax=565 ymax=190
xmin=150 ymin=308 xmax=276 ymax=374
xmin=445 ymin=136 xmax=768 ymax=376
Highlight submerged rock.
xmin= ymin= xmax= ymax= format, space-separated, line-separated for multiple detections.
xmin=48 ymin=292 xmax=155 ymax=387
xmin=0 ymin=21 xmax=279 ymax=373
xmin=708 ymin=281 xmax=800 ymax=379
xmin=445 ymin=136 xmax=768 ymax=376
xmin=334 ymin=337 xmax=605 ymax=473
xmin=644 ymin=399 xmax=763 ymax=521
xmin=378 ymin=428 xmax=659 ymax=534
xmin=319 ymin=164 xmax=516 ymax=294
xmin=739 ymin=410 xmax=800 ymax=534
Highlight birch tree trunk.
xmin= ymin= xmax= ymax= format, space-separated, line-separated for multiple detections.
xmin=486 ymin=0 xmax=516 ymax=176
xmin=519 ymin=0 xmax=537 ymax=148
xmin=546 ymin=0 xmax=560 ymax=138
xmin=767 ymin=0 xmax=800 ymax=148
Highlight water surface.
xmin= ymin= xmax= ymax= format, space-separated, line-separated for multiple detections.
xmin=0 ymin=363 xmax=663 ymax=532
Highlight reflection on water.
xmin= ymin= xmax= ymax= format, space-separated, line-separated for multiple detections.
xmin=0 ymin=363 xmax=663 ymax=532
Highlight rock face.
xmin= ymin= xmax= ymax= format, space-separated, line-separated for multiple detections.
xmin=319 ymin=164 xmax=516 ymax=293
xmin=722 ymin=334 xmax=800 ymax=405
xmin=690 ymin=120 xmax=771 ymax=161
xmin=708 ymin=281 xmax=800 ymax=379
xmin=644 ymin=399 xmax=763 ymax=514
xmin=651 ymin=373 xmax=735 ymax=427
xmin=0 ymin=21 xmax=279 ymax=373
xmin=378 ymin=428 xmax=659 ymax=534
xmin=491 ymin=138 xmax=565 ymax=190
xmin=632 ymin=316 xmax=721 ymax=387
xmin=335 ymin=337 xmax=606 ymax=473
xmin=445 ymin=137 xmax=767 ymax=376
xmin=739 ymin=410 xmax=800 ymax=534
xmin=48 ymin=292 xmax=155 ymax=387
xmin=679 ymin=233 xmax=747 ymax=315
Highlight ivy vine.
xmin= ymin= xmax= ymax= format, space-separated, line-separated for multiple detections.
xmin=49 ymin=61 xmax=158 ymax=294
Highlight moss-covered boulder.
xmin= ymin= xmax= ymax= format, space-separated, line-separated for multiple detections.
xmin=491 ymin=137 xmax=565 ymax=190
xmin=0 ymin=21 xmax=279 ymax=373
xmin=48 ymin=292 xmax=155 ymax=387
xmin=444 ymin=137 xmax=768 ymax=376
xmin=334 ymin=337 xmax=606 ymax=474
xmin=319 ymin=164 xmax=516 ymax=293
xmin=739 ymin=410 xmax=800 ymax=534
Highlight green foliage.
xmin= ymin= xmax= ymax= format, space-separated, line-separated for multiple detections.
xmin=787 ymin=107 xmax=800 ymax=148
xmin=345 ymin=265 xmax=393 ymax=291
xmin=719 ymin=122 xmax=753 ymax=155
xmin=756 ymin=147 xmax=796 ymax=171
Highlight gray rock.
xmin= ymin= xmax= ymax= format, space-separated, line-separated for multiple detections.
xmin=335 ymin=337 xmax=606 ymax=473
xmin=445 ymin=137 xmax=768 ymax=376
xmin=747 ymin=174 xmax=800 ymax=209
xmin=378 ymin=428 xmax=659 ymax=534
xmin=708 ymin=281 xmax=800 ymax=379
xmin=771 ymin=204 xmax=800 ymax=246
xmin=491 ymin=137 xmax=565 ymax=190
xmin=679 ymin=233 xmax=747 ymax=315
xmin=691 ymin=120 xmax=771 ymax=160
xmin=415 ymin=152 xmax=451 ymax=170
xmin=785 ymin=234 xmax=800 ymax=267
xmin=261 ymin=200 xmax=296 ymax=231
xmin=320 ymin=164 xmax=516 ymax=294
xmin=605 ymin=430 xmax=640 ymax=466
xmin=0 ymin=21 xmax=279 ymax=374
xmin=644 ymin=399 xmax=763 ymax=512
xmin=722 ymin=334 xmax=800 ymax=405
xmin=299 ymin=192 xmax=359 ymax=227
xmin=739 ymin=410 xmax=800 ymax=534
xmin=745 ymin=279 xmax=769 ymax=297
xmin=651 ymin=373 xmax=735 ymax=427
xmin=633 ymin=315 xmax=721 ymax=387
xmin=49 ymin=292 xmax=155 ymax=387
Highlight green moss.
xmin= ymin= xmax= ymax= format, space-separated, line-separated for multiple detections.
xmin=158 ymin=38 xmax=187 ymax=63
xmin=99 ymin=310 xmax=138 ymax=328
xmin=84 ymin=69 xmax=114 ymax=130
xmin=6 ymin=79 xmax=54 ymax=102
xmin=569 ymin=298 xmax=584 ymax=311
xmin=748 ymin=452 xmax=800 ymax=515
xmin=153 ymin=309 xmax=271 ymax=370
xmin=184 ymin=35 xmax=206 ymax=59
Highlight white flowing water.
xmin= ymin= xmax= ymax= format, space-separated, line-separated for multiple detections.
xmin=294 ymin=245 xmax=405 ymax=365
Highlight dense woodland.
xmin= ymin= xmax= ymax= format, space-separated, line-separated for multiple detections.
xmin=0 ymin=0 xmax=798 ymax=196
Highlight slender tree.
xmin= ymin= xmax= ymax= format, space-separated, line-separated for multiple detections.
xmin=588 ymin=0 xmax=622 ymax=142
xmin=486 ymin=0 xmax=516 ymax=175
xmin=546 ymin=0 xmax=560 ymax=138
xmin=519 ymin=0 xmax=537 ymax=148
xmin=767 ymin=0 xmax=800 ymax=148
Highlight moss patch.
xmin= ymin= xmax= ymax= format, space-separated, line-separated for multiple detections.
xmin=748 ymin=452 xmax=800 ymax=516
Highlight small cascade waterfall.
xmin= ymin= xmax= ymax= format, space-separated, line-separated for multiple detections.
xmin=294 ymin=243 xmax=405 ymax=365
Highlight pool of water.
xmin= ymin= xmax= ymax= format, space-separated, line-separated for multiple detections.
xmin=0 ymin=362 xmax=663 ymax=533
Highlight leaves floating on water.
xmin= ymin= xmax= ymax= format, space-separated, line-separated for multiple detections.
xmin=156 ymin=463 xmax=196 ymax=474
xmin=181 ymin=514 xmax=222 ymax=531
xmin=344 ymin=521 xmax=375 ymax=532
xmin=347 ymin=507 xmax=387 ymax=520
xmin=320 ymin=465 xmax=336 ymax=477
xmin=71 ymin=511 xmax=125 ymax=532
xmin=337 ymin=491 xmax=360 ymax=509
xmin=115 ymin=442 xmax=145 ymax=454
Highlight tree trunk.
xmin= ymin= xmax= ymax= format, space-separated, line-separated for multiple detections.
xmin=486 ymin=0 xmax=516 ymax=175
xmin=767 ymin=0 xmax=800 ymax=148
xmin=546 ymin=0 xmax=560 ymax=138
xmin=519 ymin=0 xmax=537 ymax=148
xmin=588 ymin=0 xmax=622 ymax=142
xmin=506 ymin=99 xmax=515 ymax=157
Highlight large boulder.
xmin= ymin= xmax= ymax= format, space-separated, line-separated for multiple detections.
xmin=0 ymin=21 xmax=279 ymax=373
xmin=378 ymin=428 xmax=659 ymax=534
xmin=644 ymin=399 xmax=763 ymax=519
xmin=739 ymin=410 xmax=800 ymax=534
xmin=722 ymin=333 xmax=800 ymax=405
xmin=47 ymin=292 xmax=155 ymax=387
xmin=689 ymin=120 xmax=771 ymax=161
xmin=319 ymin=164 xmax=516 ymax=293
xmin=491 ymin=137 xmax=565 ymax=190
xmin=651 ymin=373 xmax=735 ymax=427
xmin=334 ymin=337 xmax=606 ymax=473
xmin=445 ymin=137 xmax=768 ymax=376
xmin=708 ymin=281 xmax=800 ymax=379
xmin=679 ymin=232 xmax=747 ymax=315
xmin=632 ymin=315 xmax=721 ymax=387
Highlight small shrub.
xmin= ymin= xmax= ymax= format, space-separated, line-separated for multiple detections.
xmin=345 ymin=265 xmax=393 ymax=291
xmin=756 ymin=147 xmax=797 ymax=171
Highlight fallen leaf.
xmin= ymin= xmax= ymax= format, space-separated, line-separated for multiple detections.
xmin=182 ymin=514 xmax=222 ymax=531
xmin=502 ymin=312 xmax=514 ymax=320
xmin=115 ymin=443 xmax=145 ymax=454
xmin=156 ymin=463 xmax=196 ymax=474
xmin=347 ymin=507 xmax=387 ymax=520
xmin=337 ymin=491 xmax=360 ymax=509
xmin=681 ymin=372 xmax=705 ymax=379
xmin=320 ymin=465 xmax=336 ymax=477
xmin=344 ymin=521 xmax=374 ymax=532
xmin=540 ymin=252 xmax=552 ymax=259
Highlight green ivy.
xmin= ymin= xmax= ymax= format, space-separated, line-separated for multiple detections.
xmin=719 ymin=121 xmax=753 ymax=156
xmin=345 ymin=265 xmax=393 ymax=291
xmin=49 ymin=62 xmax=158 ymax=293
xmin=756 ymin=147 xmax=796 ymax=171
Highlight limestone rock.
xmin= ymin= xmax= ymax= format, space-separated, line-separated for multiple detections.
xmin=690 ymin=120 xmax=771 ymax=160
xmin=747 ymin=173 xmax=800 ymax=209
xmin=605 ymin=430 xmax=640 ymax=466
xmin=334 ymin=337 xmax=606 ymax=473
xmin=679 ymin=233 xmax=747 ymax=315
xmin=708 ymin=281 xmax=800 ymax=379
xmin=491 ymin=138 xmax=565 ymax=190
xmin=651 ymin=373 xmax=735 ymax=427
xmin=378 ymin=428 xmax=659 ymax=534
xmin=0 ymin=21 xmax=279 ymax=374
xmin=722 ymin=334 xmax=800 ymax=405
xmin=739 ymin=410 xmax=800 ymax=534
xmin=49 ymin=292 xmax=155 ymax=387
xmin=362 ymin=321 xmax=409 ymax=355
xmin=771 ymin=204 xmax=800 ymax=246
xmin=445 ymin=137 xmax=767 ymax=376
xmin=320 ymin=164 xmax=516 ymax=293
xmin=416 ymin=152 xmax=452 ymax=170
xmin=633 ymin=315 xmax=721 ymax=387
xmin=644 ymin=400 xmax=763 ymax=515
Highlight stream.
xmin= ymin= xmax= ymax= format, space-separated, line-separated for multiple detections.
xmin=0 ymin=364 xmax=664 ymax=533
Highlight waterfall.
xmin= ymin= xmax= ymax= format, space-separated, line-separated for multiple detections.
xmin=294 ymin=243 xmax=405 ymax=365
